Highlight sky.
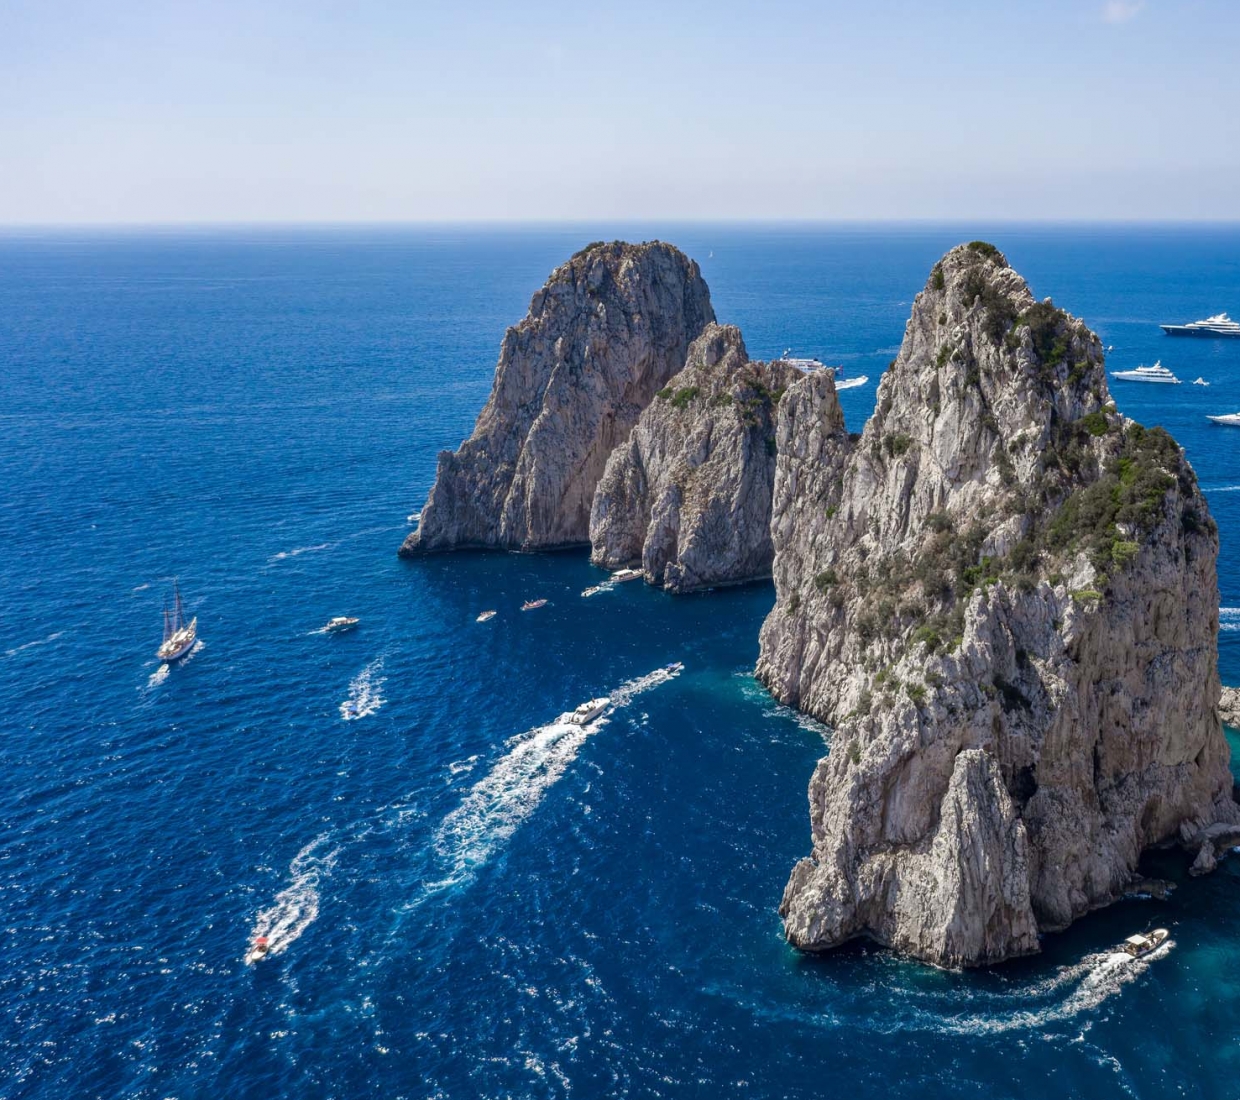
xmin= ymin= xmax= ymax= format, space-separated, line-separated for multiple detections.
xmin=1 ymin=0 xmax=1237 ymax=224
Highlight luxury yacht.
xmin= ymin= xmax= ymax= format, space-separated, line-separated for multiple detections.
xmin=1110 ymin=361 xmax=1180 ymax=384
xmin=1161 ymin=313 xmax=1240 ymax=338
xmin=566 ymin=697 xmax=610 ymax=725
xmin=1207 ymin=412 xmax=1240 ymax=427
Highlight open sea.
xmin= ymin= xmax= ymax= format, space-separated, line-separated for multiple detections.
xmin=3 ymin=224 xmax=1240 ymax=1100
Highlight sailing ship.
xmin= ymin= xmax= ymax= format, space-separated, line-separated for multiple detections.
xmin=157 ymin=580 xmax=197 ymax=662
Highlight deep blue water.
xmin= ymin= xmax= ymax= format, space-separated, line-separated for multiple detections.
xmin=3 ymin=225 xmax=1240 ymax=1100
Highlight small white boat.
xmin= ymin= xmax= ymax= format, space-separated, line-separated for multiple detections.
xmin=835 ymin=375 xmax=869 ymax=391
xmin=611 ymin=568 xmax=643 ymax=583
xmin=521 ymin=599 xmax=548 ymax=611
xmin=581 ymin=584 xmax=609 ymax=597
xmin=1207 ymin=413 xmax=1240 ymax=426
xmin=567 ymin=697 xmax=610 ymax=725
xmin=156 ymin=580 xmax=197 ymax=662
xmin=323 ymin=616 xmax=359 ymax=633
xmin=476 ymin=610 xmax=497 ymax=622
xmin=245 ymin=936 xmax=271 ymax=965
xmin=407 ymin=511 xmax=421 ymax=524
xmin=1116 ymin=928 xmax=1169 ymax=959
xmin=1194 ymin=377 xmax=1210 ymax=386
xmin=1111 ymin=361 xmax=1180 ymax=384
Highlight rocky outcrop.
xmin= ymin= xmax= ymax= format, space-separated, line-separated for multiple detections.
xmin=1220 ymin=685 xmax=1240 ymax=727
xmin=759 ymin=241 xmax=1239 ymax=967
xmin=588 ymin=324 xmax=803 ymax=592
xmin=401 ymin=242 xmax=714 ymax=555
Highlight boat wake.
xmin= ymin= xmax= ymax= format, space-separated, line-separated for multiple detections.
xmin=4 ymin=630 xmax=64 ymax=660
xmin=267 ymin=542 xmax=333 ymax=565
xmin=426 ymin=664 xmax=682 ymax=894
xmin=1220 ymin=608 xmax=1240 ymax=632
xmin=248 ymin=836 xmax=340 ymax=962
xmin=341 ymin=659 xmax=385 ymax=720
xmin=146 ymin=664 xmax=170 ymax=688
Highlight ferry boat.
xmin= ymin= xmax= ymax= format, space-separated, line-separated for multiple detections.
xmin=323 ymin=616 xmax=359 ymax=633
xmin=566 ymin=697 xmax=610 ymax=725
xmin=156 ymin=581 xmax=197 ymax=662
xmin=1110 ymin=361 xmax=1180 ymax=384
xmin=521 ymin=599 xmax=548 ymax=611
xmin=611 ymin=567 xmax=643 ymax=583
xmin=1160 ymin=313 xmax=1240 ymax=338
xmin=1207 ymin=412 xmax=1240 ymax=427
xmin=1116 ymin=928 xmax=1169 ymax=959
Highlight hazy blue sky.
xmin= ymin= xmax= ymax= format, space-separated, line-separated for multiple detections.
xmin=1 ymin=0 xmax=1237 ymax=223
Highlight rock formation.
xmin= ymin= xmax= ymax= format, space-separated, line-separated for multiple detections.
xmin=401 ymin=241 xmax=714 ymax=555
xmin=758 ymin=241 xmax=1239 ymax=967
xmin=589 ymin=324 xmax=803 ymax=592
xmin=1219 ymin=685 xmax=1240 ymax=728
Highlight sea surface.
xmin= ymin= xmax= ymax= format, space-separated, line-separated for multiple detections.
xmin=2 ymin=224 xmax=1240 ymax=1100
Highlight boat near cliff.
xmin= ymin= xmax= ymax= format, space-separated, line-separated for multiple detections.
xmin=156 ymin=581 xmax=197 ymax=662
xmin=1111 ymin=361 xmax=1180 ymax=384
xmin=1161 ymin=313 xmax=1240 ymax=338
xmin=1115 ymin=928 xmax=1169 ymax=960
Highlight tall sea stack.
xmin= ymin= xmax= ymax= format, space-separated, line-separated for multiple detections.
xmin=758 ymin=242 xmax=1238 ymax=966
xmin=401 ymin=241 xmax=714 ymax=555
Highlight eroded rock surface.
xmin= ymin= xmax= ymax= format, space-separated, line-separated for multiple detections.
xmin=401 ymin=241 xmax=714 ymax=555
xmin=759 ymin=241 xmax=1239 ymax=966
xmin=589 ymin=324 xmax=802 ymax=592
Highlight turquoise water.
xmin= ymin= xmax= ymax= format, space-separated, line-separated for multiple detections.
xmin=2 ymin=225 xmax=1239 ymax=1099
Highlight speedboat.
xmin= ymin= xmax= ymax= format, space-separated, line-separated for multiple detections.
xmin=567 ymin=697 xmax=610 ymax=725
xmin=521 ymin=599 xmax=548 ymax=611
xmin=1110 ymin=361 xmax=1180 ymax=384
xmin=476 ymin=610 xmax=497 ymax=622
xmin=156 ymin=580 xmax=197 ymax=662
xmin=665 ymin=661 xmax=684 ymax=673
xmin=1116 ymin=928 xmax=1169 ymax=959
xmin=323 ymin=616 xmax=359 ymax=633
xmin=835 ymin=375 xmax=869 ymax=391
xmin=245 ymin=936 xmax=271 ymax=965
xmin=1161 ymin=313 xmax=1240 ymax=338
xmin=407 ymin=511 xmax=421 ymax=524
xmin=611 ymin=568 xmax=643 ymax=583
xmin=1207 ymin=413 xmax=1240 ymax=426
xmin=581 ymin=584 xmax=609 ymax=597
xmin=1194 ymin=378 xmax=1210 ymax=386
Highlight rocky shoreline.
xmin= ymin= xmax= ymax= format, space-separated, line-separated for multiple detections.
xmin=403 ymin=238 xmax=1240 ymax=967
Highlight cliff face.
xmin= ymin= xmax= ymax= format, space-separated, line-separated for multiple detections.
xmin=401 ymin=242 xmax=715 ymax=555
xmin=589 ymin=324 xmax=804 ymax=592
xmin=758 ymin=242 xmax=1238 ymax=967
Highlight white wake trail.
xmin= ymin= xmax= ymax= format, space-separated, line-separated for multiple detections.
xmin=341 ymin=658 xmax=385 ymax=720
xmin=248 ymin=836 xmax=340 ymax=961
xmin=427 ymin=664 xmax=682 ymax=893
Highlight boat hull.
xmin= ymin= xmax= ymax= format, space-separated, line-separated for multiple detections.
xmin=1162 ymin=325 xmax=1240 ymax=338
xmin=1110 ymin=374 xmax=1180 ymax=384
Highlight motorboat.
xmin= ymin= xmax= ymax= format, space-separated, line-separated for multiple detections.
xmin=1194 ymin=378 xmax=1210 ymax=386
xmin=407 ymin=511 xmax=421 ymax=524
xmin=1161 ymin=313 xmax=1240 ymax=338
xmin=665 ymin=661 xmax=684 ymax=673
xmin=1110 ymin=361 xmax=1180 ymax=384
xmin=566 ymin=697 xmax=610 ymax=725
xmin=581 ymin=584 xmax=609 ymax=597
xmin=1116 ymin=928 xmax=1169 ymax=959
xmin=476 ymin=610 xmax=497 ymax=622
xmin=1207 ymin=413 xmax=1240 ymax=426
xmin=611 ymin=568 xmax=643 ymax=583
xmin=521 ymin=599 xmax=548 ymax=611
xmin=836 ymin=375 xmax=869 ymax=391
xmin=245 ymin=936 xmax=271 ymax=965
xmin=156 ymin=580 xmax=197 ymax=662
xmin=323 ymin=616 xmax=359 ymax=633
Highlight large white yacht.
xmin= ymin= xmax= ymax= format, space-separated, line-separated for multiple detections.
xmin=1161 ymin=313 xmax=1240 ymax=338
xmin=1110 ymin=361 xmax=1180 ymax=384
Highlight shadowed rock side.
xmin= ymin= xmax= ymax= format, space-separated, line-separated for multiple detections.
xmin=758 ymin=241 xmax=1239 ymax=967
xmin=589 ymin=324 xmax=804 ymax=592
xmin=401 ymin=241 xmax=715 ymax=555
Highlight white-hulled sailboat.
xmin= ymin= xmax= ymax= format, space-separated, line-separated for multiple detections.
xmin=157 ymin=580 xmax=197 ymax=662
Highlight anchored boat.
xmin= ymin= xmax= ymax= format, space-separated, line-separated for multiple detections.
xmin=611 ymin=568 xmax=643 ymax=583
xmin=1111 ymin=361 xmax=1180 ymax=384
xmin=1161 ymin=313 xmax=1240 ymax=338
xmin=156 ymin=580 xmax=197 ymax=662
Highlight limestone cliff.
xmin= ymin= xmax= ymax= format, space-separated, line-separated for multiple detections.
xmin=758 ymin=241 xmax=1239 ymax=967
xmin=401 ymin=242 xmax=714 ymax=555
xmin=589 ymin=324 xmax=803 ymax=592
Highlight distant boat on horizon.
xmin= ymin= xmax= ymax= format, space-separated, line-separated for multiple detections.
xmin=1161 ymin=313 xmax=1240 ymax=338
xmin=157 ymin=580 xmax=197 ymax=662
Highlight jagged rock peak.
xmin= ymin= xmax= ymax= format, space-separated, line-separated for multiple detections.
xmin=759 ymin=241 xmax=1238 ymax=967
xmin=401 ymin=241 xmax=715 ymax=555
xmin=589 ymin=323 xmax=803 ymax=592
